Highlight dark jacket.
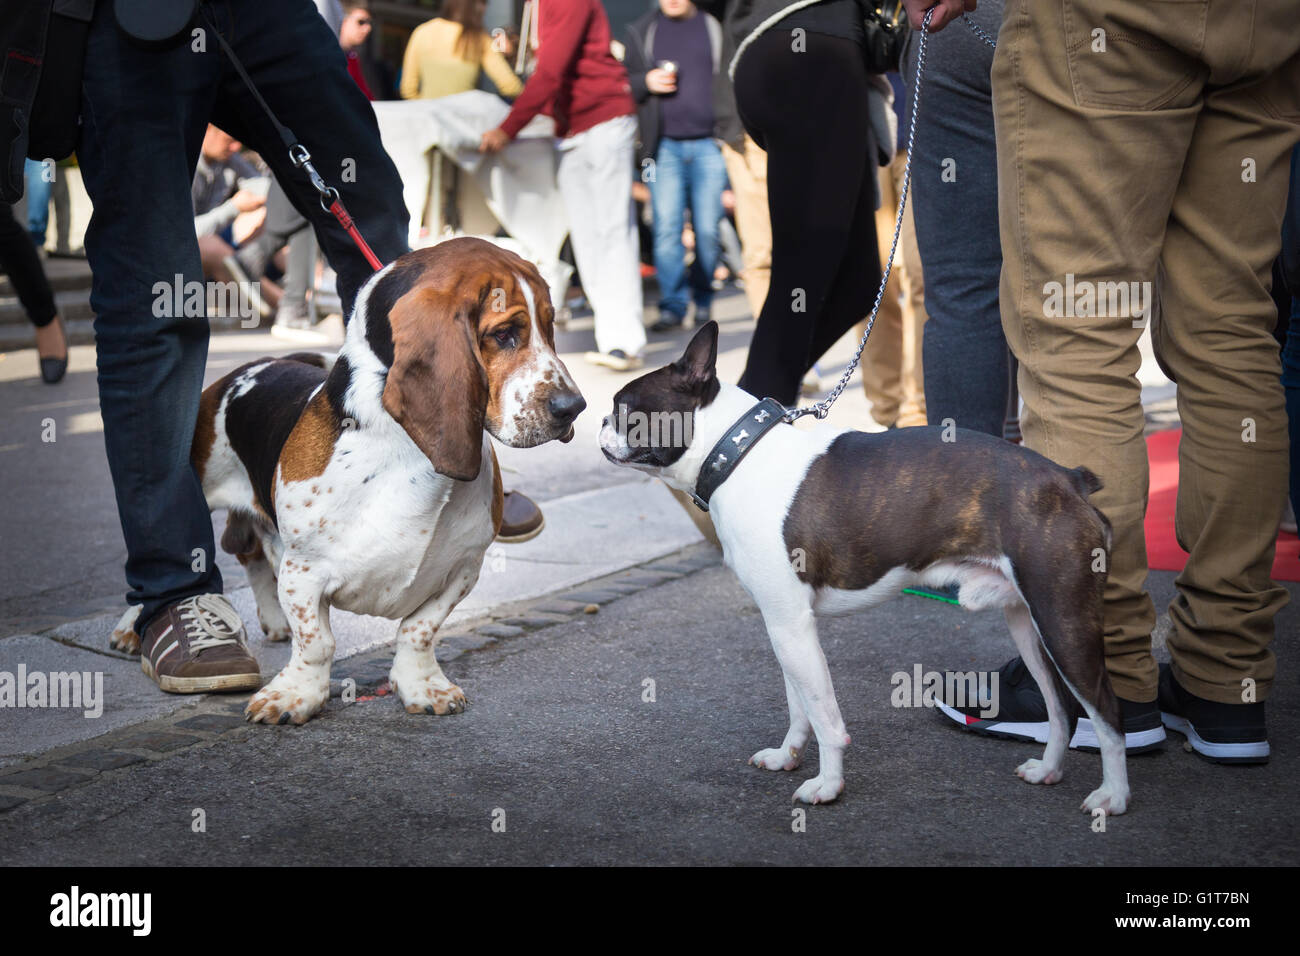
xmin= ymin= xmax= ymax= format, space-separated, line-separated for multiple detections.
xmin=1 ymin=0 xmax=55 ymax=202
xmin=0 ymin=0 xmax=94 ymax=202
xmin=1283 ymin=146 xmax=1299 ymax=297
xmin=623 ymin=7 xmax=742 ymax=165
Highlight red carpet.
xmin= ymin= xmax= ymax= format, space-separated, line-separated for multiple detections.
xmin=1145 ymin=428 xmax=1300 ymax=582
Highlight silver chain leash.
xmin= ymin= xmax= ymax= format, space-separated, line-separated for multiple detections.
xmin=782 ymin=9 xmax=996 ymax=423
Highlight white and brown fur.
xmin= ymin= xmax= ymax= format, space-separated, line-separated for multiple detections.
xmin=116 ymin=238 xmax=583 ymax=725
xmin=599 ymin=323 xmax=1129 ymax=814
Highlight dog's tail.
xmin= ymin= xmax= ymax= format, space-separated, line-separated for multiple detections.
xmin=1068 ymin=466 xmax=1103 ymax=497
xmin=1068 ymin=467 xmax=1113 ymax=557
xmin=281 ymin=351 xmax=337 ymax=371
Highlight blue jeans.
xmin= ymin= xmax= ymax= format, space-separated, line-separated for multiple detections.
xmin=901 ymin=0 xmax=1008 ymax=438
xmin=23 ymin=158 xmax=51 ymax=246
xmin=77 ymin=0 xmax=409 ymax=632
xmin=650 ymin=137 xmax=726 ymax=319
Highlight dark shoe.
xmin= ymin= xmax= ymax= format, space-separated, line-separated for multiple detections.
xmin=37 ymin=315 xmax=68 ymax=384
xmin=1158 ymin=663 xmax=1269 ymax=764
xmin=935 ymin=656 xmax=1166 ymax=753
xmin=496 ymin=490 xmax=545 ymax=543
xmin=139 ymin=594 xmax=262 ymax=694
xmin=650 ymin=310 xmax=685 ymax=333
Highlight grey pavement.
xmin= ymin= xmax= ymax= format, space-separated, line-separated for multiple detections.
xmin=0 ymin=554 xmax=1295 ymax=866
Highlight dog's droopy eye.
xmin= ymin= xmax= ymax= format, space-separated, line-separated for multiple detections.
xmin=492 ymin=327 xmax=517 ymax=348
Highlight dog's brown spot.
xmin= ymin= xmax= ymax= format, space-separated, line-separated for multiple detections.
xmin=190 ymin=382 xmax=222 ymax=482
xmin=280 ymin=390 xmax=341 ymax=486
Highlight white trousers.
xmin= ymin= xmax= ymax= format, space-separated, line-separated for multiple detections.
xmin=557 ymin=114 xmax=646 ymax=356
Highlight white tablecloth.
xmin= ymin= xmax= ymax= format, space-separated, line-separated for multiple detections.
xmin=372 ymin=93 xmax=572 ymax=298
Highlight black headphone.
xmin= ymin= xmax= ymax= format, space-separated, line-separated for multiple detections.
xmin=113 ymin=0 xmax=201 ymax=48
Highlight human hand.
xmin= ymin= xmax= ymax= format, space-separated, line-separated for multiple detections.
xmin=232 ymin=207 xmax=267 ymax=245
xmin=231 ymin=189 xmax=266 ymax=213
xmin=646 ymin=68 xmax=677 ymax=94
xmin=479 ymin=127 xmax=510 ymax=153
xmin=901 ymin=0 xmax=975 ymax=31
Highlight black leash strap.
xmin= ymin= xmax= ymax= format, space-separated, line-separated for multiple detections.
xmin=197 ymin=1 xmax=386 ymax=270
xmin=691 ymin=398 xmax=788 ymax=512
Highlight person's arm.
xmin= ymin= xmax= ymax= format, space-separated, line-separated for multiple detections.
xmin=194 ymin=198 xmax=240 ymax=238
xmin=497 ymin=0 xmax=592 ymax=140
xmin=481 ymin=43 xmax=524 ymax=98
xmin=625 ymin=24 xmax=650 ymax=103
xmin=400 ymin=24 xmax=425 ymax=99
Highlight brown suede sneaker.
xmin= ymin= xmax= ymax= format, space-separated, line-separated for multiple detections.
xmin=139 ymin=594 xmax=262 ymax=693
xmin=496 ymin=490 xmax=545 ymax=543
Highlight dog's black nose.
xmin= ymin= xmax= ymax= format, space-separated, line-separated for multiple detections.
xmin=549 ymin=391 xmax=586 ymax=423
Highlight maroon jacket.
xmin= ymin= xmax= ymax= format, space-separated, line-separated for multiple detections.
xmin=500 ymin=0 xmax=636 ymax=140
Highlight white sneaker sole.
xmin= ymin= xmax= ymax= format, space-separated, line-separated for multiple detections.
xmin=1161 ymin=713 xmax=1270 ymax=762
xmin=935 ymin=699 xmax=1167 ymax=752
xmin=141 ymin=654 xmax=263 ymax=694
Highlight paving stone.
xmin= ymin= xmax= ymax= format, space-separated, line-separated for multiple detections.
xmin=497 ymin=615 xmax=567 ymax=631
xmin=55 ymin=750 xmax=146 ymax=771
xmin=0 ymin=793 xmax=28 ymax=812
xmin=471 ymin=624 xmax=521 ymax=641
xmin=174 ymin=714 xmax=246 ymax=733
xmin=534 ymin=601 xmax=583 ymax=616
xmin=0 ymin=767 xmax=91 ymax=792
xmin=118 ymin=731 xmax=199 ymax=753
xmin=610 ymin=574 xmax=672 ymax=588
xmin=436 ymin=633 xmax=496 ymax=652
xmin=642 ymin=563 xmax=688 ymax=575
xmin=559 ymin=589 xmax=621 ymax=605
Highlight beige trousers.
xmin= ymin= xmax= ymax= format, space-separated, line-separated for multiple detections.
xmin=859 ymin=150 xmax=928 ymax=428
xmin=994 ymin=0 xmax=1300 ymax=703
xmin=720 ymin=136 xmax=772 ymax=321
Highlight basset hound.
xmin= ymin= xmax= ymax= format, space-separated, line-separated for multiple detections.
xmin=116 ymin=238 xmax=584 ymax=724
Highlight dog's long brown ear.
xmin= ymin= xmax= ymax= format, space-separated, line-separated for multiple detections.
xmin=381 ymin=285 xmax=488 ymax=481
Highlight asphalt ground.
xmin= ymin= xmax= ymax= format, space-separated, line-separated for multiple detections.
xmin=1 ymin=552 xmax=1294 ymax=866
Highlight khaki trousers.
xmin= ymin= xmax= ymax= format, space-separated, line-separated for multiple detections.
xmin=994 ymin=0 xmax=1300 ymax=703
xmin=720 ymin=135 xmax=772 ymax=320
xmin=859 ymin=150 xmax=928 ymax=428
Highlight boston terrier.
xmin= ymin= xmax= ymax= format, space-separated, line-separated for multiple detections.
xmin=599 ymin=322 xmax=1129 ymax=814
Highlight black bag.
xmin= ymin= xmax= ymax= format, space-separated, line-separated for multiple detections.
xmin=28 ymin=1 xmax=95 ymax=163
xmin=860 ymin=0 xmax=908 ymax=74
xmin=0 ymin=0 xmax=54 ymax=202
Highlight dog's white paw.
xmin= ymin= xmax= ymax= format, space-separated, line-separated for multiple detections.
xmin=792 ymin=774 xmax=844 ymax=805
xmin=1081 ymin=784 xmax=1128 ymax=816
xmin=245 ymin=670 xmax=328 ymax=725
xmin=258 ymin=608 xmax=292 ymax=643
xmin=750 ymin=746 xmax=802 ymax=771
xmin=110 ymin=605 xmax=142 ymax=655
xmin=1015 ymin=758 xmax=1063 ymax=785
xmin=392 ymin=674 xmax=467 ymax=716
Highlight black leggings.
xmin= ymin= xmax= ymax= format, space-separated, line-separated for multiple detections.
xmin=0 ymin=202 xmax=57 ymax=328
xmin=734 ymin=30 xmax=880 ymax=405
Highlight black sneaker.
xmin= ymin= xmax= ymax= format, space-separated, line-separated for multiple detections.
xmin=934 ymin=656 xmax=1166 ymax=753
xmin=650 ymin=310 xmax=686 ymax=333
xmin=1158 ymin=663 xmax=1269 ymax=764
